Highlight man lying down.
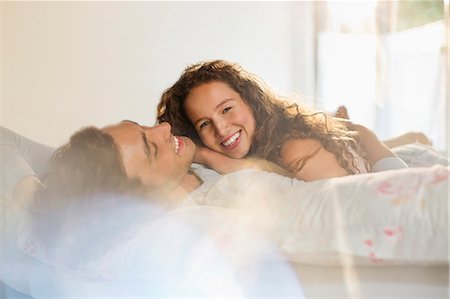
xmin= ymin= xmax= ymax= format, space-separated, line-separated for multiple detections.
xmin=0 ymin=122 xmax=448 ymax=297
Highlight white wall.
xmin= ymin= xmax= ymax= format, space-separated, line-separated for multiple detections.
xmin=2 ymin=1 xmax=311 ymax=146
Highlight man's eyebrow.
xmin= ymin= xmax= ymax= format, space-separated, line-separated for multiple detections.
xmin=141 ymin=132 xmax=158 ymax=159
xmin=119 ymin=120 xmax=155 ymax=158
xmin=150 ymin=141 xmax=158 ymax=157
xmin=141 ymin=132 xmax=151 ymax=158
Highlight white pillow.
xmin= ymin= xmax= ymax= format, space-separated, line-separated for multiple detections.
xmin=393 ymin=143 xmax=449 ymax=167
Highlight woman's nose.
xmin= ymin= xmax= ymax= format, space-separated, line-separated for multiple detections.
xmin=214 ymin=119 xmax=229 ymax=137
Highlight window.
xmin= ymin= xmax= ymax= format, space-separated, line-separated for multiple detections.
xmin=316 ymin=0 xmax=448 ymax=151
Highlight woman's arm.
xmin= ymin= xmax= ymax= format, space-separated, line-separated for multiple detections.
xmin=349 ymin=123 xmax=408 ymax=171
xmin=279 ymin=124 xmax=409 ymax=181
xmin=334 ymin=106 xmax=432 ymax=149
xmin=194 ymin=145 xmax=290 ymax=176
xmin=0 ymin=126 xmax=54 ymax=201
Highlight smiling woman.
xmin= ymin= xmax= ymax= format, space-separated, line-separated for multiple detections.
xmin=158 ymin=60 xmax=407 ymax=181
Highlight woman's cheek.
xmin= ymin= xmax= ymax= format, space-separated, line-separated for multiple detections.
xmin=199 ymin=133 xmax=211 ymax=147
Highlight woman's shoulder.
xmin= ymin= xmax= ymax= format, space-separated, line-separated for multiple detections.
xmin=279 ymin=138 xmax=321 ymax=159
xmin=279 ymin=137 xmax=349 ymax=181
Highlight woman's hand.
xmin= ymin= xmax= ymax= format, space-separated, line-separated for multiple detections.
xmin=383 ymin=132 xmax=432 ymax=148
xmin=194 ymin=145 xmax=289 ymax=176
xmin=193 ymin=145 xmax=216 ymax=165
xmin=194 ymin=145 xmax=241 ymax=173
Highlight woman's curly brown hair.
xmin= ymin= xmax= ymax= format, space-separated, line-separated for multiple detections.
xmin=158 ymin=60 xmax=368 ymax=174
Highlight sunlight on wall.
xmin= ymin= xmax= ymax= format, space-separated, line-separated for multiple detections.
xmin=2 ymin=2 xmax=295 ymax=146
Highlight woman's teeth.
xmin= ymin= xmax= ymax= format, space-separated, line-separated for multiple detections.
xmin=222 ymin=131 xmax=240 ymax=147
xmin=174 ymin=136 xmax=180 ymax=154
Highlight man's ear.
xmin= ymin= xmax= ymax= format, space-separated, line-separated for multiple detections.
xmin=13 ymin=175 xmax=43 ymax=209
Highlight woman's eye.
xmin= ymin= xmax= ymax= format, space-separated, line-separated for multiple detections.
xmin=199 ymin=121 xmax=210 ymax=129
xmin=223 ymin=107 xmax=232 ymax=113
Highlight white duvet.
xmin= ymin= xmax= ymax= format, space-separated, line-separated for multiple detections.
xmin=195 ymin=165 xmax=449 ymax=265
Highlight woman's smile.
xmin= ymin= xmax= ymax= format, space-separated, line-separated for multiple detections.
xmin=221 ymin=130 xmax=241 ymax=149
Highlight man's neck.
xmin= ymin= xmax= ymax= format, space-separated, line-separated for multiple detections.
xmin=165 ymin=170 xmax=202 ymax=208
xmin=181 ymin=170 xmax=203 ymax=193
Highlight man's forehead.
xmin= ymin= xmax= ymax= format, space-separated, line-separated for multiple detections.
xmin=103 ymin=121 xmax=135 ymax=131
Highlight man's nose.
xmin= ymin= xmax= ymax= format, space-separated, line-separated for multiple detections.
xmin=147 ymin=122 xmax=172 ymax=139
xmin=156 ymin=122 xmax=171 ymax=132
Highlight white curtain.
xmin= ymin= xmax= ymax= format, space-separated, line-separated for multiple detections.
xmin=376 ymin=21 xmax=447 ymax=149
xmin=314 ymin=1 xmax=448 ymax=152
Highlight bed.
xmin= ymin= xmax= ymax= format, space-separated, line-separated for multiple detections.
xmin=1 ymin=145 xmax=449 ymax=298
